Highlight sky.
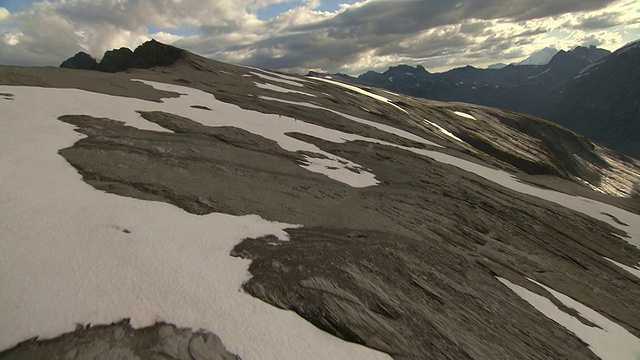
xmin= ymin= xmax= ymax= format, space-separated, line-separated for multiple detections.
xmin=0 ymin=0 xmax=639 ymax=74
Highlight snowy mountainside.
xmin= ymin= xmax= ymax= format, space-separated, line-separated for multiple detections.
xmin=1 ymin=41 xmax=640 ymax=360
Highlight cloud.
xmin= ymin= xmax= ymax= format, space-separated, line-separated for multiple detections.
xmin=0 ymin=7 xmax=10 ymax=21
xmin=0 ymin=0 xmax=639 ymax=73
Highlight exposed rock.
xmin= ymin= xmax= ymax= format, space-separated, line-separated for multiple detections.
xmin=60 ymin=40 xmax=186 ymax=74
xmin=60 ymin=51 xmax=98 ymax=70
xmin=131 ymin=39 xmax=185 ymax=69
xmin=97 ymin=47 xmax=136 ymax=73
xmin=0 ymin=320 xmax=241 ymax=360
xmin=54 ymin=111 xmax=640 ymax=359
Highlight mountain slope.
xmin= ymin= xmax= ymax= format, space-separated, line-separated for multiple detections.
xmin=516 ymin=47 xmax=558 ymax=65
xmin=1 ymin=41 xmax=640 ymax=360
xmin=323 ymin=46 xmax=611 ymax=127
xmin=545 ymin=41 xmax=640 ymax=158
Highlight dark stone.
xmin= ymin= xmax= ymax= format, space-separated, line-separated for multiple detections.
xmin=97 ymin=47 xmax=136 ymax=73
xmin=60 ymin=52 xmax=98 ymax=70
xmin=131 ymin=39 xmax=185 ymax=69
xmin=61 ymin=40 xmax=186 ymax=74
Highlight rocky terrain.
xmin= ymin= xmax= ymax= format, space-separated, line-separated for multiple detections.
xmin=314 ymin=43 xmax=640 ymax=159
xmin=1 ymin=40 xmax=640 ymax=359
xmin=0 ymin=321 xmax=240 ymax=360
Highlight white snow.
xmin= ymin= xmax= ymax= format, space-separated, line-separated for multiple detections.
xmin=453 ymin=111 xmax=476 ymax=120
xmin=254 ymin=82 xmax=316 ymax=97
xmin=604 ymin=257 xmax=640 ymax=279
xmin=301 ymin=156 xmax=377 ymax=188
xmin=258 ymin=96 xmax=440 ymax=148
xmin=310 ymin=77 xmax=409 ymax=113
xmin=526 ymin=67 xmax=551 ymax=80
xmin=423 ymin=119 xmax=464 ymax=143
xmin=0 ymin=85 xmax=391 ymax=360
xmin=382 ymin=89 xmax=401 ymax=97
xmin=247 ymin=67 xmax=312 ymax=84
xmin=497 ymin=277 xmax=640 ymax=360
xmin=250 ymin=71 xmax=306 ymax=87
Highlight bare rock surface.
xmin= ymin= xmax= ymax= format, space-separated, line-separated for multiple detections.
xmin=0 ymin=320 xmax=240 ymax=360
xmin=47 ymin=111 xmax=640 ymax=359
xmin=2 ymin=42 xmax=640 ymax=359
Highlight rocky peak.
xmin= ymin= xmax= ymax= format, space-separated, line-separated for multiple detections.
xmin=59 ymin=39 xmax=186 ymax=73
xmin=59 ymin=51 xmax=98 ymax=70
xmin=131 ymin=39 xmax=185 ymax=68
xmin=98 ymin=47 xmax=135 ymax=73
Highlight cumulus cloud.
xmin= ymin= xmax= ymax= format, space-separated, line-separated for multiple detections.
xmin=0 ymin=7 xmax=10 ymax=21
xmin=0 ymin=0 xmax=639 ymax=73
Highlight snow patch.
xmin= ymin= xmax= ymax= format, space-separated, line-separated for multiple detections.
xmin=250 ymin=71 xmax=305 ymax=87
xmin=453 ymin=111 xmax=476 ymax=120
xmin=497 ymin=277 xmax=640 ymax=360
xmin=301 ymin=156 xmax=377 ymax=188
xmin=604 ymin=257 xmax=640 ymax=279
xmin=527 ymin=68 xmax=552 ymax=80
xmin=254 ymin=82 xmax=316 ymax=97
xmin=423 ymin=119 xmax=464 ymax=143
xmin=310 ymin=77 xmax=409 ymax=113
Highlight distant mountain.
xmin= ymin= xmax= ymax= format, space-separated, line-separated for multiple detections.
xmin=320 ymin=45 xmax=610 ymax=119
xmin=545 ymin=40 xmax=640 ymax=158
xmin=487 ymin=63 xmax=507 ymax=69
xmin=516 ymin=47 xmax=558 ymax=66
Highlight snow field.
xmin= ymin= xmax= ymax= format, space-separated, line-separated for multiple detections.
xmin=2 ymin=78 xmax=640 ymax=359
xmin=0 ymin=84 xmax=393 ymax=359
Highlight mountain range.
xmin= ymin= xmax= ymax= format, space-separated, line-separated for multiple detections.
xmin=1 ymin=40 xmax=640 ymax=360
xmin=316 ymin=43 xmax=639 ymax=158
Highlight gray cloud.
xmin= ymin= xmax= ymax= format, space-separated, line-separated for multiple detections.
xmin=0 ymin=0 xmax=638 ymax=73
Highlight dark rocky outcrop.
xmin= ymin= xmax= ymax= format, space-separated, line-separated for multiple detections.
xmin=97 ymin=47 xmax=136 ymax=73
xmin=59 ymin=51 xmax=98 ymax=70
xmin=130 ymin=39 xmax=185 ymax=69
xmin=59 ymin=39 xmax=186 ymax=73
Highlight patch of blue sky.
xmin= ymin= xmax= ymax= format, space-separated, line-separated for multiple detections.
xmin=255 ymin=1 xmax=303 ymax=21
xmin=146 ymin=24 xmax=199 ymax=37
xmin=0 ymin=0 xmax=36 ymax=13
xmin=255 ymin=0 xmax=360 ymax=21
xmin=315 ymin=0 xmax=360 ymax=12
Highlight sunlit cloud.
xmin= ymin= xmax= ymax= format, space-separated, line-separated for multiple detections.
xmin=0 ymin=0 xmax=638 ymax=73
